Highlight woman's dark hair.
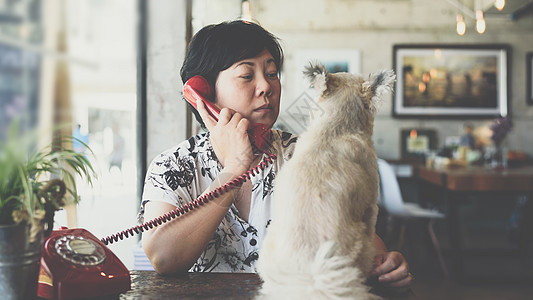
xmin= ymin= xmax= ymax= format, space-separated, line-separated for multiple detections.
xmin=180 ymin=20 xmax=283 ymax=128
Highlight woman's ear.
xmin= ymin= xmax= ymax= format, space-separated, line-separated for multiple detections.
xmin=303 ymin=62 xmax=328 ymax=96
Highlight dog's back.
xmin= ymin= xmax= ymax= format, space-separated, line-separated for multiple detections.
xmin=256 ymin=63 xmax=395 ymax=300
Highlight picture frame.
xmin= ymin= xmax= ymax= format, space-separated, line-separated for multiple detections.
xmin=400 ymin=128 xmax=437 ymax=160
xmin=285 ymin=49 xmax=361 ymax=133
xmin=393 ymin=44 xmax=510 ymax=118
xmin=526 ymin=52 xmax=533 ymax=105
xmin=293 ymin=48 xmax=361 ymax=92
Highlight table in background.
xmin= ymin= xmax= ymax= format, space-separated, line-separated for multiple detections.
xmin=119 ymin=271 xmax=417 ymax=299
xmin=416 ymin=165 xmax=533 ymax=281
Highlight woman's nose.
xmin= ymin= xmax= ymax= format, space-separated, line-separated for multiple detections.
xmin=256 ymin=75 xmax=272 ymax=97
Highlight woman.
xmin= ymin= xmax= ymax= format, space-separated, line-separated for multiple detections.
xmin=140 ymin=20 xmax=412 ymax=290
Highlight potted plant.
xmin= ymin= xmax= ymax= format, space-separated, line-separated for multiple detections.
xmin=488 ymin=116 xmax=513 ymax=169
xmin=0 ymin=122 xmax=96 ymax=299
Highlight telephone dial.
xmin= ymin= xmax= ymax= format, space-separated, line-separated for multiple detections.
xmin=37 ymin=75 xmax=276 ymax=299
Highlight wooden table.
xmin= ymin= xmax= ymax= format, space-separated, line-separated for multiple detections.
xmin=417 ymin=165 xmax=533 ymax=193
xmin=117 ymin=271 xmax=417 ymax=299
xmin=416 ymin=165 xmax=533 ymax=281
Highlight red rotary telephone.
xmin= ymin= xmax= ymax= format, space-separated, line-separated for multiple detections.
xmin=38 ymin=228 xmax=130 ymax=299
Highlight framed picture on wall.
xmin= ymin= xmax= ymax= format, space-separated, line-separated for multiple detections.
xmin=392 ymin=44 xmax=510 ymax=118
xmin=400 ymin=128 xmax=437 ymax=160
xmin=285 ymin=49 xmax=361 ymax=133
xmin=526 ymin=52 xmax=533 ymax=105
xmin=293 ymin=48 xmax=361 ymax=92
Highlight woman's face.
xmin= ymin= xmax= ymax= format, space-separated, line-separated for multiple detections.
xmin=214 ymin=49 xmax=281 ymax=128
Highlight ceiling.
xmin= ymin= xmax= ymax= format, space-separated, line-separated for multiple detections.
xmin=484 ymin=0 xmax=533 ymax=19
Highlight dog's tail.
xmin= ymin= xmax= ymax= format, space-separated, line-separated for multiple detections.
xmin=308 ymin=241 xmax=380 ymax=300
xmin=258 ymin=241 xmax=381 ymax=300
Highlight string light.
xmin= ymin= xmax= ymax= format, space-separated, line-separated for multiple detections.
xmin=241 ymin=0 xmax=252 ymax=22
xmin=476 ymin=10 xmax=486 ymax=34
xmin=456 ymin=14 xmax=466 ymax=36
xmin=448 ymin=0 xmax=504 ymax=36
xmin=494 ymin=0 xmax=505 ymax=11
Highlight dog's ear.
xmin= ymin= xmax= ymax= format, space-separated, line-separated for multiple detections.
xmin=303 ymin=62 xmax=328 ymax=95
xmin=362 ymin=69 xmax=396 ymax=110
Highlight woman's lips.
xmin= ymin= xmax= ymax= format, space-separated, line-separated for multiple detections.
xmin=254 ymin=104 xmax=273 ymax=111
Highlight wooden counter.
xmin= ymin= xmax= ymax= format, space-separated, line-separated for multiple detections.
xmin=117 ymin=271 xmax=417 ymax=299
xmin=417 ymin=165 xmax=533 ymax=192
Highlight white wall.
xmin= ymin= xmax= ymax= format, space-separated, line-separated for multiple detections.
xmin=277 ymin=28 xmax=533 ymax=159
xmin=148 ymin=0 xmax=533 ymax=159
xmin=146 ymin=0 xmax=188 ymax=162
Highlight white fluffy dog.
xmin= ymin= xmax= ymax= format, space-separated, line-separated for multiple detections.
xmin=256 ymin=63 xmax=395 ymax=300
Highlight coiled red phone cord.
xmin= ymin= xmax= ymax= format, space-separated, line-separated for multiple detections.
xmin=101 ymin=152 xmax=276 ymax=245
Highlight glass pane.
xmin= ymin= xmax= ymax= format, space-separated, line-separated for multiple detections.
xmin=52 ymin=0 xmax=138 ymax=269
xmin=0 ymin=0 xmax=42 ymax=138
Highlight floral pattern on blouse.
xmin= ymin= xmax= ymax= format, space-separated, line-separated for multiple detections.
xmin=139 ymin=130 xmax=297 ymax=272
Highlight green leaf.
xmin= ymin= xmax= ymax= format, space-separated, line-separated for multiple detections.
xmin=0 ymin=121 xmax=97 ymax=225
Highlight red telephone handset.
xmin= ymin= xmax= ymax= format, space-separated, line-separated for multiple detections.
xmin=183 ymin=76 xmax=272 ymax=153
xmin=38 ymin=228 xmax=130 ymax=299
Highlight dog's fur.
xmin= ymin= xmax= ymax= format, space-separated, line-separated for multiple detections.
xmin=256 ymin=63 xmax=395 ymax=300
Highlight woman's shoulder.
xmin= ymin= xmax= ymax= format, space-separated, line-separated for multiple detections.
xmin=272 ymin=129 xmax=297 ymax=144
xmin=270 ymin=130 xmax=298 ymax=159
xmin=151 ymin=132 xmax=212 ymax=163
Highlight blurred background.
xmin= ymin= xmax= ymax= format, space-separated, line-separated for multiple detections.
xmin=0 ymin=0 xmax=138 ymax=268
xmin=1 ymin=3 xmax=533 ymax=298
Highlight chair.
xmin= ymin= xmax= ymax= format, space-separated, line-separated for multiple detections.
xmin=377 ymin=158 xmax=448 ymax=276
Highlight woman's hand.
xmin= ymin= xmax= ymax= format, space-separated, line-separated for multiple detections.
xmin=197 ymin=99 xmax=254 ymax=175
xmin=371 ymin=251 xmax=413 ymax=292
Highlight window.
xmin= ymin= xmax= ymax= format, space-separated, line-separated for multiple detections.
xmin=54 ymin=0 xmax=139 ymax=269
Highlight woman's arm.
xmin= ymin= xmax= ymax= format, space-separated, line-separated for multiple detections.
xmin=143 ymin=99 xmax=256 ymax=275
xmin=142 ymin=169 xmax=244 ymax=275
xmin=371 ymin=234 xmax=412 ymax=291
xmin=373 ymin=233 xmax=387 ymax=254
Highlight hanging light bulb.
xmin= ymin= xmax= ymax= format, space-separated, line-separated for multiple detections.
xmin=456 ymin=14 xmax=466 ymax=36
xmin=241 ymin=0 xmax=252 ymax=22
xmin=494 ymin=0 xmax=505 ymax=11
xmin=476 ymin=10 xmax=486 ymax=34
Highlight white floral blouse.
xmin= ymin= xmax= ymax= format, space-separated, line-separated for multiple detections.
xmin=139 ymin=130 xmax=297 ymax=272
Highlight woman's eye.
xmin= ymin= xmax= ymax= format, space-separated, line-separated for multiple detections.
xmin=240 ymin=74 xmax=253 ymax=79
xmin=267 ymin=73 xmax=278 ymax=79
